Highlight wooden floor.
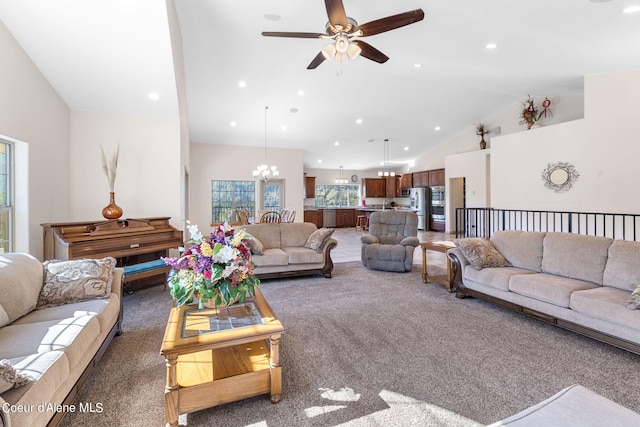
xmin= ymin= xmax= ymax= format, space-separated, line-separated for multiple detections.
xmin=330 ymin=227 xmax=450 ymax=268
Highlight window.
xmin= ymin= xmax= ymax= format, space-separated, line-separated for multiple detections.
xmin=211 ymin=180 xmax=255 ymax=224
xmin=0 ymin=141 xmax=12 ymax=253
xmin=262 ymin=180 xmax=284 ymax=212
xmin=314 ymin=184 xmax=360 ymax=207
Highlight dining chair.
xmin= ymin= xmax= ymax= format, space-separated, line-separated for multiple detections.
xmin=236 ymin=209 xmax=250 ymax=225
xmin=260 ymin=211 xmax=281 ymax=223
xmin=280 ymin=208 xmax=290 ymax=223
xmin=287 ymin=209 xmax=296 ymax=223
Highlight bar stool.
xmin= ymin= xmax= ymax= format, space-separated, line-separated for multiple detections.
xmin=356 ymin=215 xmax=369 ymax=231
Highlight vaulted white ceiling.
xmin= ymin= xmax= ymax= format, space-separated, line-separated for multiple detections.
xmin=2 ymin=0 xmax=640 ymax=171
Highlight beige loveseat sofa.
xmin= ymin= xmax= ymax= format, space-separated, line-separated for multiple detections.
xmin=0 ymin=253 xmax=122 ymax=427
xmin=448 ymin=231 xmax=640 ymax=355
xmin=238 ymin=222 xmax=337 ymax=279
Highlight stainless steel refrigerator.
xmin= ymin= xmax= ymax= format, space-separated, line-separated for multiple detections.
xmin=409 ymin=187 xmax=428 ymax=230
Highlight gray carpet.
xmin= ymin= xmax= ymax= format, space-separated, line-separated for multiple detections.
xmin=60 ymin=262 xmax=640 ymax=427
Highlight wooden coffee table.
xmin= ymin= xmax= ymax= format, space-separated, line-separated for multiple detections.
xmin=160 ymin=288 xmax=284 ymax=427
xmin=420 ymin=240 xmax=456 ymax=292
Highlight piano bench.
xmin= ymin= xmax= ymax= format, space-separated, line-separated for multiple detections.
xmin=123 ymin=260 xmax=171 ymax=293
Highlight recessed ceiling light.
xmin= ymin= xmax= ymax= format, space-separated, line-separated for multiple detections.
xmin=148 ymin=92 xmax=159 ymax=101
xmin=334 ymin=141 xmax=340 ymax=146
xmin=623 ymin=5 xmax=640 ymax=13
xmin=435 ymin=126 xmax=441 ymax=131
xmin=264 ymin=13 xmax=282 ymax=21
xmin=238 ymin=81 xmax=246 ymax=88
xmin=404 ymin=146 xmax=409 ymax=151
xmin=290 ymin=108 xmax=298 ymax=113
xmin=230 ymin=121 xmax=237 ymax=127
xmin=281 ymin=125 xmax=287 ymax=131
xmin=298 ymin=90 xmax=305 ymax=96
xmin=414 ymin=63 xmax=422 ymax=68
xmin=486 ymin=43 xmax=497 ymax=49
xmin=318 ymin=159 xmax=322 ymax=163
xmin=356 ymin=118 xmax=363 ymax=124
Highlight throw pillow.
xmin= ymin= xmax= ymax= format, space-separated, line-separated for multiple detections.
xmin=304 ymin=228 xmax=335 ymax=253
xmin=626 ymin=286 xmax=640 ymax=310
xmin=36 ymin=257 xmax=116 ymax=309
xmin=244 ymin=234 xmax=264 ymax=255
xmin=0 ymin=359 xmax=34 ymax=394
xmin=454 ymin=238 xmax=511 ymax=270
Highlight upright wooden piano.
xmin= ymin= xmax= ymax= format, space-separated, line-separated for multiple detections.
xmin=42 ymin=217 xmax=183 ymax=293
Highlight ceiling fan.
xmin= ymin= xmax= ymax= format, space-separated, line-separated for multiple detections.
xmin=262 ymin=0 xmax=425 ymax=69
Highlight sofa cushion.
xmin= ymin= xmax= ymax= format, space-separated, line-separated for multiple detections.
xmin=283 ymin=247 xmax=324 ymax=264
xmin=36 ymin=257 xmax=116 ymax=309
xmin=570 ymin=287 xmax=640 ymax=328
xmin=603 ymin=240 xmax=640 ymax=292
xmin=454 ymin=238 xmax=511 ymax=270
xmin=463 ymin=266 xmax=538 ymax=292
xmin=509 ymin=273 xmax=599 ymax=308
xmin=541 ymin=233 xmax=612 ymax=285
xmin=251 ymin=248 xmax=289 ymax=267
xmin=0 ymin=253 xmax=44 ymax=326
xmin=490 ymin=230 xmax=546 ymax=272
xmin=280 ymin=222 xmax=317 ymax=247
xmin=0 ymin=359 xmax=34 ymax=393
xmin=304 ymin=228 xmax=335 ymax=252
xmin=238 ymin=224 xmax=281 ymax=249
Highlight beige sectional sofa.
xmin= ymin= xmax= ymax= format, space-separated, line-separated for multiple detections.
xmin=238 ymin=222 xmax=337 ymax=279
xmin=448 ymin=231 xmax=640 ymax=354
xmin=0 ymin=253 xmax=122 ymax=427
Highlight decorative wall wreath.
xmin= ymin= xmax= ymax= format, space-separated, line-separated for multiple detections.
xmin=542 ymin=161 xmax=579 ymax=193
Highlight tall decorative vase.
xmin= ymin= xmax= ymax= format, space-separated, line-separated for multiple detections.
xmin=479 ymin=136 xmax=487 ymax=150
xmin=102 ymin=192 xmax=123 ymax=219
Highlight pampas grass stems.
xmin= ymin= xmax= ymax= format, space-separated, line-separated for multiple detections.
xmin=100 ymin=143 xmax=119 ymax=192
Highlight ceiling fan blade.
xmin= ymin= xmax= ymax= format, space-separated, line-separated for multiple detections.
xmin=358 ymin=9 xmax=425 ymax=37
xmin=353 ymin=41 xmax=389 ymax=64
xmin=262 ymin=31 xmax=325 ymax=39
xmin=325 ymin=0 xmax=348 ymax=28
xmin=307 ymin=51 xmax=326 ymax=69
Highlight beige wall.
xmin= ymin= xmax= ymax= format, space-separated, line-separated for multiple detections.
xmin=69 ymin=110 xmax=182 ymax=227
xmin=0 ymin=21 xmax=70 ymax=258
xmin=190 ymin=143 xmax=304 ymax=235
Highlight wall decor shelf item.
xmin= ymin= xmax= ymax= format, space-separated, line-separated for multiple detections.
xmin=542 ymin=161 xmax=579 ymax=193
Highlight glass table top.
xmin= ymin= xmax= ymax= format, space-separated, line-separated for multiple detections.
xmin=181 ymin=301 xmax=264 ymax=338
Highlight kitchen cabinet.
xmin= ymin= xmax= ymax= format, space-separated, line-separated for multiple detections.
xmin=385 ymin=176 xmax=399 ymax=198
xmin=429 ymin=169 xmax=445 ymax=187
xmin=303 ymin=210 xmax=323 ymax=228
xmin=304 ymin=176 xmax=316 ymax=199
xmin=400 ymin=174 xmax=413 ymax=190
xmin=362 ymin=178 xmax=386 ymax=198
xmin=336 ymin=209 xmax=356 ymax=228
xmin=412 ymin=171 xmax=429 ymax=187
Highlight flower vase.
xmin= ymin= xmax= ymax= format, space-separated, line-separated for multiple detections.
xmin=479 ymin=136 xmax=487 ymax=150
xmin=102 ymin=192 xmax=123 ymax=220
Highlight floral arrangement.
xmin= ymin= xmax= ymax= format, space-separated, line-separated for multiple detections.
xmin=519 ymin=96 xmax=552 ymax=130
xmin=163 ymin=222 xmax=260 ymax=308
xmin=475 ymin=122 xmax=489 ymax=137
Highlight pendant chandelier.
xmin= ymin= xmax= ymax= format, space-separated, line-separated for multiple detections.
xmin=377 ymin=138 xmax=395 ymax=177
xmin=335 ymin=166 xmax=348 ymax=184
xmin=252 ymin=106 xmax=279 ymax=181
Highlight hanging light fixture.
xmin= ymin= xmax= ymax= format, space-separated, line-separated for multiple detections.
xmin=335 ymin=166 xmax=348 ymax=184
xmin=377 ymin=139 xmax=395 ymax=177
xmin=252 ymin=106 xmax=279 ymax=181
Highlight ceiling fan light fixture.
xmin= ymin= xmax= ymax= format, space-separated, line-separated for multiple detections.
xmin=335 ymin=35 xmax=349 ymax=53
xmin=335 ymin=51 xmax=348 ymax=64
xmin=322 ymin=43 xmax=337 ymax=60
xmin=347 ymin=42 xmax=361 ymax=60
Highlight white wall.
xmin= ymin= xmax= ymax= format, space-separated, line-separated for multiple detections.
xmin=0 ymin=20 xmax=70 ymax=259
xmin=190 ymin=143 xmax=304 ymax=235
xmin=491 ymin=69 xmax=640 ymax=214
xmin=69 ymin=110 xmax=182 ymax=227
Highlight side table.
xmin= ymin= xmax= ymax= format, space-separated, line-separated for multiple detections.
xmin=420 ymin=240 xmax=456 ymax=292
